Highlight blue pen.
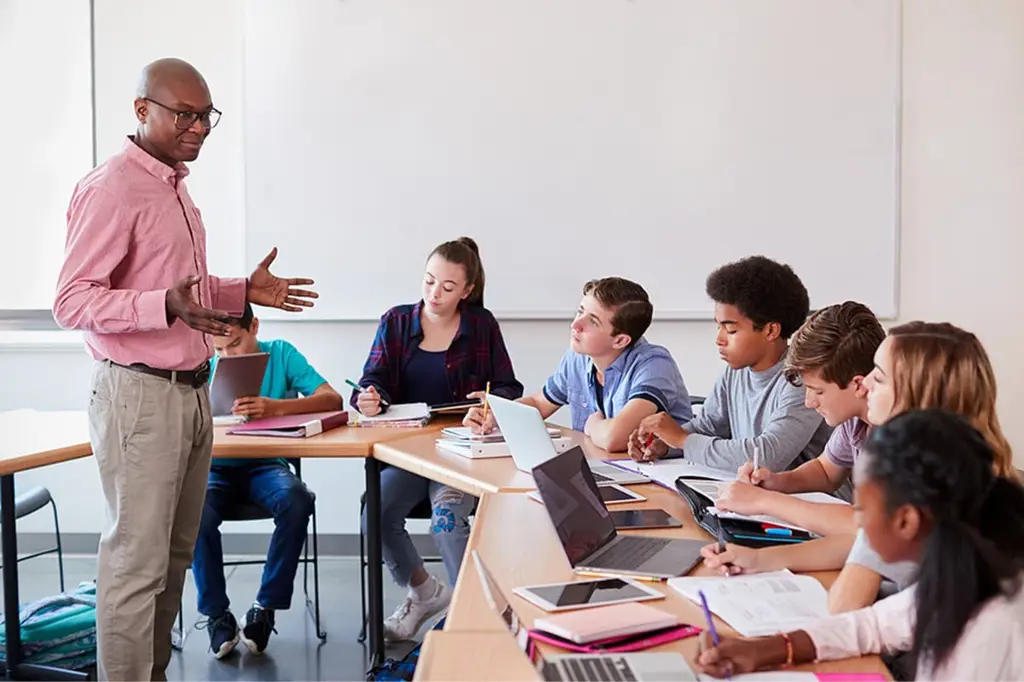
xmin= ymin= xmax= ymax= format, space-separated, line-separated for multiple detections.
xmin=698 ymin=589 xmax=730 ymax=680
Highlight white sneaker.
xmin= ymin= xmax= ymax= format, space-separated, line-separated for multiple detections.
xmin=383 ymin=581 xmax=451 ymax=642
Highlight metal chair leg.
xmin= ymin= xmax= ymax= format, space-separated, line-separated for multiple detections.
xmin=311 ymin=506 xmax=325 ymax=640
xmin=357 ymin=518 xmax=367 ymax=643
xmin=49 ymin=499 xmax=64 ymax=593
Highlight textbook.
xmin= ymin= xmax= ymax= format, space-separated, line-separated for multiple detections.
xmin=225 ymin=410 xmax=349 ymax=438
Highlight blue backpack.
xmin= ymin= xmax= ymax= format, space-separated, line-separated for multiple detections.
xmin=0 ymin=581 xmax=97 ymax=671
xmin=368 ymin=617 xmax=446 ymax=681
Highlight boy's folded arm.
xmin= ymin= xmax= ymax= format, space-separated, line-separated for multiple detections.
xmin=587 ymin=398 xmax=658 ymax=452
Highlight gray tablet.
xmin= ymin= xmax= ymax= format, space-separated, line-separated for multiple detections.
xmin=209 ymin=352 xmax=270 ymax=417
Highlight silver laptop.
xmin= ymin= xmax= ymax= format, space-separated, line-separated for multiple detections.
xmin=532 ymin=447 xmax=705 ymax=579
xmin=471 ymin=549 xmax=697 ymax=682
xmin=209 ymin=352 xmax=270 ymax=417
xmin=486 ymin=396 xmax=648 ymax=486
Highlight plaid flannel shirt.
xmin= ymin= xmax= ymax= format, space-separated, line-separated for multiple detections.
xmin=351 ymin=301 xmax=523 ymax=409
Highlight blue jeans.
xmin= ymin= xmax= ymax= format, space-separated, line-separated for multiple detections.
xmin=362 ymin=467 xmax=476 ymax=588
xmin=193 ymin=462 xmax=314 ymax=616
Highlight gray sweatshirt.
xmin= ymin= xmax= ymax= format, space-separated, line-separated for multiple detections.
xmin=677 ymin=355 xmax=832 ymax=471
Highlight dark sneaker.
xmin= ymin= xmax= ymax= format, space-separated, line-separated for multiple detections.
xmin=199 ymin=611 xmax=239 ymax=659
xmin=241 ymin=605 xmax=277 ymax=655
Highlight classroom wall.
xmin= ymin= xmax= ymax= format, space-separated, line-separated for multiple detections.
xmin=3 ymin=0 xmax=1022 ymax=538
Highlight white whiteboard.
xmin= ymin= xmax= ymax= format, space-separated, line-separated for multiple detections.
xmin=244 ymin=0 xmax=900 ymax=320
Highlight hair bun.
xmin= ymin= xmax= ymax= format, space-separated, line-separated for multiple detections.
xmin=456 ymin=236 xmax=480 ymax=255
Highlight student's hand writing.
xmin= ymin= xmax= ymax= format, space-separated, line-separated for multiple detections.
xmin=463 ymin=391 xmax=496 ymax=434
xmin=697 ymin=632 xmax=778 ymax=678
xmin=715 ymin=481 xmax=775 ymax=515
xmin=637 ymin=413 xmax=687 ymax=448
xmin=232 ymin=396 xmax=280 ymax=420
xmin=357 ymin=385 xmax=383 ymax=417
xmin=700 ymin=541 xmax=760 ymax=576
xmin=735 ymin=461 xmax=775 ymax=488
xmin=627 ymin=429 xmax=669 ymax=462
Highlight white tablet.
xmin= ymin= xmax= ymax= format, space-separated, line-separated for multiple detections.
xmin=209 ymin=352 xmax=270 ymax=417
xmin=512 ymin=576 xmax=664 ymax=612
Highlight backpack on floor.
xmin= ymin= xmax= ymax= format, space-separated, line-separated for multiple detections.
xmin=0 ymin=581 xmax=97 ymax=671
xmin=367 ymin=617 xmax=446 ymax=682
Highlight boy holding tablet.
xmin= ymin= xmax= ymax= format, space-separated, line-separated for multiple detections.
xmin=196 ymin=304 xmax=342 ymax=659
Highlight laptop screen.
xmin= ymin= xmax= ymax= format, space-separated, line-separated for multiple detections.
xmin=532 ymin=445 xmax=617 ymax=566
xmin=471 ymin=550 xmax=530 ymax=652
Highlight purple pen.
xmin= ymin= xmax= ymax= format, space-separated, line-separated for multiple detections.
xmin=698 ymin=589 xmax=730 ymax=679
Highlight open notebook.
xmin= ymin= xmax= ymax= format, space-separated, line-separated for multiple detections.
xmin=669 ymin=570 xmax=829 ymax=637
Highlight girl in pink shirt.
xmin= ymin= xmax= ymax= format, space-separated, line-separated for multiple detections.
xmin=698 ymin=409 xmax=1024 ymax=681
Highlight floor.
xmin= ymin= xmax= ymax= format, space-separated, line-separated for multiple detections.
xmin=2 ymin=554 xmax=445 ymax=681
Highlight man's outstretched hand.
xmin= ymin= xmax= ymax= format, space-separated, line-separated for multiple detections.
xmin=248 ymin=247 xmax=319 ymax=312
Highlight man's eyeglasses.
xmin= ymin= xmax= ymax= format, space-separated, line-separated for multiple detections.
xmin=143 ymin=98 xmax=222 ymax=130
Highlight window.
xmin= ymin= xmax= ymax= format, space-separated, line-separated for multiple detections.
xmin=1 ymin=1 xmax=93 ymax=324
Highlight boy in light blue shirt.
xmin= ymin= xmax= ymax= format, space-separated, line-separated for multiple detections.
xmin=195 ymin=304 xmax=342 ymax=660
xmin=465 ymin=277 xmax=691 ymax=451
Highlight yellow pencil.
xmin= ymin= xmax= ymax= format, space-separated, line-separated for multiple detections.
xmin=482 ymin=381 xmax=491 ymax=421
xmin=576 ymin=570 xmax=666 ymax=584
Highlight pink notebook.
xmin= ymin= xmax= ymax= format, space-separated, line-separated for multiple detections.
xmin=226 ymin=410 xmax=349 ymax=438
xmin=532 ymin=602 xmax=685 ymax=644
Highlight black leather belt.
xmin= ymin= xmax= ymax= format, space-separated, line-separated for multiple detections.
xmin=112 ymin=361 xmax=211 ymax=389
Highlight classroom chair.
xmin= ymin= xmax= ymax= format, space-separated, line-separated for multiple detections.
xmin=0 ymin=486 xmax=64 ymax=593
xmin=356 ymin=496 xmax=444 ymax=643
xmin=173 ymin=459 xmax=325 ymax=650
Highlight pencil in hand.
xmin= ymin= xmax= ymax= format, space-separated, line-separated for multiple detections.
xmin=482 ymin=381 xmax=491 ymax=421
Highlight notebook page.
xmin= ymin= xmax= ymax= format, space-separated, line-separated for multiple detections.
xmin=669 ymin=571 xmax=829 ymax=636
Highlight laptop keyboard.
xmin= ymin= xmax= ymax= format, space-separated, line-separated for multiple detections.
xmin=591 ymin=536 xmax=671 ymax=570
xmin=547 ymin=656 xmax=638 ymax=682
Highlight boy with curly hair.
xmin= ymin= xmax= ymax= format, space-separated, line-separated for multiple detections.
xmin=629 ymin=256 xmax=831 ymax=472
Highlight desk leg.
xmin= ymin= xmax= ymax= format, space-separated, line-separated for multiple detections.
xmin=364 ymin=458 xmax=385 ymax=668
xmin=2 ymin=473 xmax=23 ymax=679
xmin=0 ymin=474 xmax=88 ymax=682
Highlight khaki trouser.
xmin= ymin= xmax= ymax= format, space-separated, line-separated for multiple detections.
xmin=88 ymin=361 xmax=213 ymax=681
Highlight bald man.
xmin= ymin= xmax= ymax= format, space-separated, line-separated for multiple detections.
xmin=54 ymin=58 xmax=317 ymax=681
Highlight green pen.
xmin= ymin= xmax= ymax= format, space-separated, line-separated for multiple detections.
xmin=345 ymin=379 xmax=389 ymax=407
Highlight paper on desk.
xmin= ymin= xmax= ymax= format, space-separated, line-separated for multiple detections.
xmin=669 ymin=570 xmax=829 ymax=637
xmin=605 ymin=459 xmax=734 ymax=490
xmin=706 ymin=489 xmax=850 ymax=533
xmin=355 ymin=402 xmax=430 ymax=423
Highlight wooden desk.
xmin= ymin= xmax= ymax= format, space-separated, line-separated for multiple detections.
xmin=442 ymin=491 xmax=889 ymax=679
xmin=0 ymin=410 xmax=92 ymax=680
xmin=212 ymin=416 xmax=457 ymax=666
xmin=414 ymin=631 xmax=540 ymax=681
xmin=372 ymin=429 xmax=625 ymax=497
xmin=213 ymin=420 xmax=433 ymax=459
xmin=0 ymin=410 xmax=91 ymax=476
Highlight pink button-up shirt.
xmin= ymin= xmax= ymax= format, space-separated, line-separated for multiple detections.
xmin=54 ymin=137 xmax=246 ymax=370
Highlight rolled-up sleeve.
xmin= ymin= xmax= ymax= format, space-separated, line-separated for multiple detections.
xmin=542 ymin=350 xmax=574 ymax=406
xmin=53 ymin=185 xmax=170 ymax=333
xmin=627 ymin=354 xmax=690 ymax=419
